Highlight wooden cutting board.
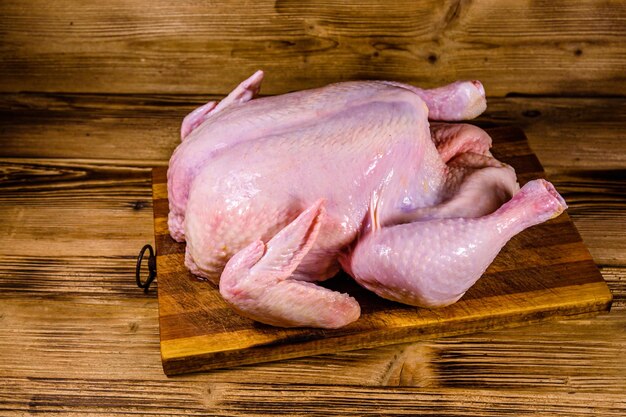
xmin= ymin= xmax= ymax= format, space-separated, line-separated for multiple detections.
xmin=152 ymin=126 xmax=612 ymax=376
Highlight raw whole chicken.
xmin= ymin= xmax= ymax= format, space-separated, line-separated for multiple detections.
xmin=167 ymin=71 xmax=567 ymax=329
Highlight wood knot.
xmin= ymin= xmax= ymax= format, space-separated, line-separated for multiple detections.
xmin=522 ymin=110 xmax=541 ymax=118
xmin=132 ymin=200 xmax=147 ymax=211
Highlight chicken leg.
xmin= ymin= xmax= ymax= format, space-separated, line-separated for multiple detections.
xmin=344 ymin=179 xmax=567 ymax=307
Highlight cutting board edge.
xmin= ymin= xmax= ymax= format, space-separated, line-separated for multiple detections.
xmin=160 ymin=286 xmax=612 ymax=376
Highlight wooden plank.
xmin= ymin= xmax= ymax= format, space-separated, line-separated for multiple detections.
xmin=1 ymin=378 xmax=625 ymax=416
xmin=0 ymin=93 xmax=184 ymax=162
xmin=1 ymin=94 xmax=624 ymax=167
xmin=6 ymin=93 xmax=623 ymax=265
xmin=0 ymin=158 xmax=624 ymax=415
xmin=0 ymin=0 xmax=623 ymax=411
xmin=2 ymin=159 xmax=621 ymax=305
xmin=0 ymin=160 xmax=154 ymax=257
xmin=380 ymin=313 xmax=626 ymax=391
xmin=0 ymin=0 xmax=624 ymax=96
xmin=1 ymin=295 xmax=624 ymax=387
xmin=479 ymin=97 xmax=626 ymax=171
xmin=152 ymin=127 xmax=613 ymax=375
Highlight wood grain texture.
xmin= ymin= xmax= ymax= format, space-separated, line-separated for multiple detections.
xmin=1 ymin=0 xmax=625 ymax=408
xmin=1 ymin=294 xmax=625 ymax=386
xmin=1 ymin=0 xmax=624 ymax=96
xmin=3 ymin=93 xmax=625 ymax=166
xmin=2 ymin=282 xmax=623 ymax=391
xmin=0 ymin=98 xmax=624 ymax=414
xmin=0 ymin=160 xmax=621 ymax=306
xmin=152 ymin=127 xmax=612 ymax=375
xmin=2 ymin=379 xmax=625 ymax=416
xmin=0 ymin=160 xmax=154 ymax=258
xmin=3 ymin=93 xmax=625 ymax=184
xmin=6 ymin=93 xmax=624 ymax=267
xmin=0 ymin=158 xmax=623 ymax=414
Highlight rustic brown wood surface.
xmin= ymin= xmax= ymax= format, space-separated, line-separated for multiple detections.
xmin=0 ymin=101 xmax=625 ymax=414
xmin=1 ymin=0 xmax=624 ymax=96
xmin=1 ymin=0 xmax=625 ymax=414
xmin=152 ymin=127 xmax=612 ymax=375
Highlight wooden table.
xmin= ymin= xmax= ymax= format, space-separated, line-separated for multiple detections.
xmin=1 ymin=1 xmax=625 ymax=415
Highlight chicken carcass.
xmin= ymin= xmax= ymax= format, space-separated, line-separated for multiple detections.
xmin=167 ymin=71 xmax=567 ymax=329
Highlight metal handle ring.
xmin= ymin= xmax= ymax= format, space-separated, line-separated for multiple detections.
xmin=136 ymin=244 xmax=157 ymax=293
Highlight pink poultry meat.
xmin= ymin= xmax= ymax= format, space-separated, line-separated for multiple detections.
xmin=167 ymin=71 xmax=567 ymax=329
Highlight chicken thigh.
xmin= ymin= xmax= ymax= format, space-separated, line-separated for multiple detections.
xmin=167 ymin=72 xmax=566 ymax=329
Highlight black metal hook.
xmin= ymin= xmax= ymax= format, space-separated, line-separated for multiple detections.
xmin=136 ymin=244 xmax=157 ymax=293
